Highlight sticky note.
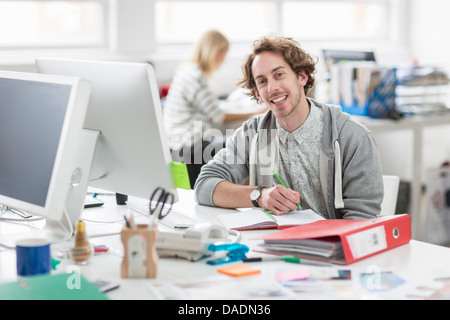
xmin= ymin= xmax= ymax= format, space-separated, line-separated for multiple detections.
xmin=276 ymin=269 xmax=310 ymax=282
xmin=171 ymin=161 xmax=191 ymax=190
xmin=217 ymin=263 xmax=261 ymax=277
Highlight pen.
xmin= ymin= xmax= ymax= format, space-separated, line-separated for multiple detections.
xmin=242 ymin=256 xmax=285 ymax=263
xmin=94 ymin=245 xmax=109 ymax=254
xmin=124 ymin=213 xmax=136 ymax=228
xmin=263 ymin=209 xmax=276 ymax=222
xmin=272 ymin=169 xmax=302 ymax=209
xmin=282 ymin=257 xmax=333 ymax=267
xmin=124 ymin=215 xmax=131 ymax=228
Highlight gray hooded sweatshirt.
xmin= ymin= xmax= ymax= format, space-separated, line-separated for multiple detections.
xmin=195 ymin=98 xmax=384 ymax=220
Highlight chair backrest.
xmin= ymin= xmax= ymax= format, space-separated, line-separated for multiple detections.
xmin=379 ymin=175 xmax=400 ymax=216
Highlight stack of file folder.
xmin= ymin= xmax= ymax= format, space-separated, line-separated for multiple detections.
xmin=260 ymin=237 xmax=346 ymax=263
xmin=254 ymin=214 xmax=411 ymax=265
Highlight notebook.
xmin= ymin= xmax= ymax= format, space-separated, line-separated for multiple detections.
xmin=218 ymin=208 xmax=325 ymax=230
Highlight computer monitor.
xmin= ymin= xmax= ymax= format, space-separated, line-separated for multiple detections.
xmin=36 ymin=58 xmax=177 ymax=204
xmin=0 ymin=70 xmax=91 ymax=246
xmin=322 ymin=49 xmax=376 ymax=72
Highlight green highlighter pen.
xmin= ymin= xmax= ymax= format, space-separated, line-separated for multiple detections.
xmin=272 ymin=170 xmax=302 ymax=209
xmin=282 ymin=257 xmax=332 ymax=267
xmin=263 ymin=209 xmax=276 ymax=222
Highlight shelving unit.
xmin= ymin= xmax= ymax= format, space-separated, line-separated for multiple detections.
xmin=395 ymin=66 xmax=450 ymax=116
xmin=329 ymin=63 xmax=450 ymax=240
xmin=329 ymin=63 xmax=450 ymax=119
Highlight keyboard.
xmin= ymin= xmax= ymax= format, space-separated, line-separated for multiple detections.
xmin=127 ymin=199 xmax=198 ymax=229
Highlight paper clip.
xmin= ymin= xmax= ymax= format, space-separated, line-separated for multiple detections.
xmin=206 ymin=242 xmax=249 ymax=265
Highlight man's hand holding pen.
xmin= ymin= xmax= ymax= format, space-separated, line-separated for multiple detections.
xmin=258 ymin=185 xmax=301 ymax=215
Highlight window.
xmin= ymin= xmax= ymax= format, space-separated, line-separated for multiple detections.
xmin=155 ymin=1 xmax=276 ymax=43
xmin=0 ymin=0 xmax=107 ymax=48
xmin=155 ymin=0 xmax=391 ymax=44
xmin=282 ymin=1 xmax=388 ymax=40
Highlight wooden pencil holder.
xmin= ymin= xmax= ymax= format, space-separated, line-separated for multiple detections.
xmin=120 ymin=224 xmax=158 ymax=279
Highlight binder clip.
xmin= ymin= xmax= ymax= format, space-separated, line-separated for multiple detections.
xmin=206 ymin=242 xmax=249 ymax=265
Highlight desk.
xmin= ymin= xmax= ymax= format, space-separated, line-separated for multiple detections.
xmin=1 ymin=189 xmax=450 ymax=300
xmin=358 ymin=113 xmax=450 ymax=240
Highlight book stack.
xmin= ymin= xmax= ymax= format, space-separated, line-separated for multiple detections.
xmin=329 ymin=62 xmax=398 ymax=119
xmin=395 ymin=66 xmax=450 ymax=116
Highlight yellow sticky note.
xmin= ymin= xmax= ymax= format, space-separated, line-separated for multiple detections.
xmin=171 ymin=161 xmax=191 ymax=190
xmin=217 ymin=264 xmax=261 ymax=277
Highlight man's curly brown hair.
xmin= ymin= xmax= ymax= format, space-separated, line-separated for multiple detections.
xmin=237 ymin=35 xmax=317 ymax=102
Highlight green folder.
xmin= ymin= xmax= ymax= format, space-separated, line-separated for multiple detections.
xmin=0 ymin=273 xmax=108 ymax=300
xmin=171 ymin=161 xmax=191 ymax=190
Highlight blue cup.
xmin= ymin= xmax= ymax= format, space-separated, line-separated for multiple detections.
xmin=16 ymin=239 xmax=51 ymax=277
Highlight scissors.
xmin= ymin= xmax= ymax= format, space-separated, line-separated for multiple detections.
xmin=149 ymin=187 xmax=174 ymax=222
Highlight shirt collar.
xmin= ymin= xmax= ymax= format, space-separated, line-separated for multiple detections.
xmin=277 ymin=100 xmax=321 ymax=144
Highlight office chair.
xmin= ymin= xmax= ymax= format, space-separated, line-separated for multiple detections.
xmin=379 ymin=175 xmax=400 ymax=216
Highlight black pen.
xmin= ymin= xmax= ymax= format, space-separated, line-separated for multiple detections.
xmin=124 ymin=215 xmax=131 ymax=228
xmin=242 ymin=256 xmax=285 ymax=263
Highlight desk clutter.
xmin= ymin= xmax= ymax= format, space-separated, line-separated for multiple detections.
xmin=0 ymin=188 xmax=420 ymax=300
xmin=147 ymin=266 xmax=450 ymax=300
xmin=329 ymin=62 xmax=450 ymax=119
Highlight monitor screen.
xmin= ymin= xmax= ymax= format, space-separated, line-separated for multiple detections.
xmin=0 ymin=71 xmax=90 ymax=224
xmin=0 ymin=78 xmax=70 ymax=207
xmin=36 ymin=58 xmax=177 ymax=201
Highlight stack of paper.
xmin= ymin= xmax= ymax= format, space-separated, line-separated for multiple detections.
xmin=257 ymin=237 xmax=345 ymax=264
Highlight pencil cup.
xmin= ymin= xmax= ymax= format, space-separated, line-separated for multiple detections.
xmin=120 ymin=224 xmax=158 ymax=279
xmin=16 ymin=239 xmax=51 ymax=277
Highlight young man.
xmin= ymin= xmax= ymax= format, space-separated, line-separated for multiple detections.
xmin=194 ymin=35 xmax=384 ymax=219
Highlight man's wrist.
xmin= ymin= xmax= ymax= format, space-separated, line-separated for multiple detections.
xmin=250 ymin=186 xmax=265 ymax=207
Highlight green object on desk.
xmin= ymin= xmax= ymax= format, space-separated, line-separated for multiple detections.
xmin=282 ymin=257 xmax=332 ymax=267
xmin=171 ymin=161 xmax=191 ymax=190
xmin=0 ymin=273 xmax=108 ymax=300
xmin=272 ymin=169 xmax=302 ymax=209
xmin=264 ymin=209 xmax=276 ymax=222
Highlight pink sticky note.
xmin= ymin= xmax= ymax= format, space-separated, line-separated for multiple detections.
xmin=276 ymin=269 xmax=310 ymax=282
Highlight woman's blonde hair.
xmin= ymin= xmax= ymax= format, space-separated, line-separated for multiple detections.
xmin=191 ymin=30 xmax=229 ymax=75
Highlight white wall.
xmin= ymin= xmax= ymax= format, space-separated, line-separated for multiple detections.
xmin=410 ymin=0 xmax=450 ymax=70
xmin=377 ymin=0 xmax=450 ymax=181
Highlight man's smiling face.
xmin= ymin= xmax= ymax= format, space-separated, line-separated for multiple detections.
xmin=252 ymin=51 xmax=308 ymax=121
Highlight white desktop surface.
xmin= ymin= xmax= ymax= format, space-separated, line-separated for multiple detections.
xmin=1 ymin=189 xmax=450 ymax=300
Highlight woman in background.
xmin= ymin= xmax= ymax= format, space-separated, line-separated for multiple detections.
xmin=163 ymin=30 xmax=263 ymax=188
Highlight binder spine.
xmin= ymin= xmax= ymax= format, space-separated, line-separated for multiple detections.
xmin=342 ymin=214 xmax=411 ymax=264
